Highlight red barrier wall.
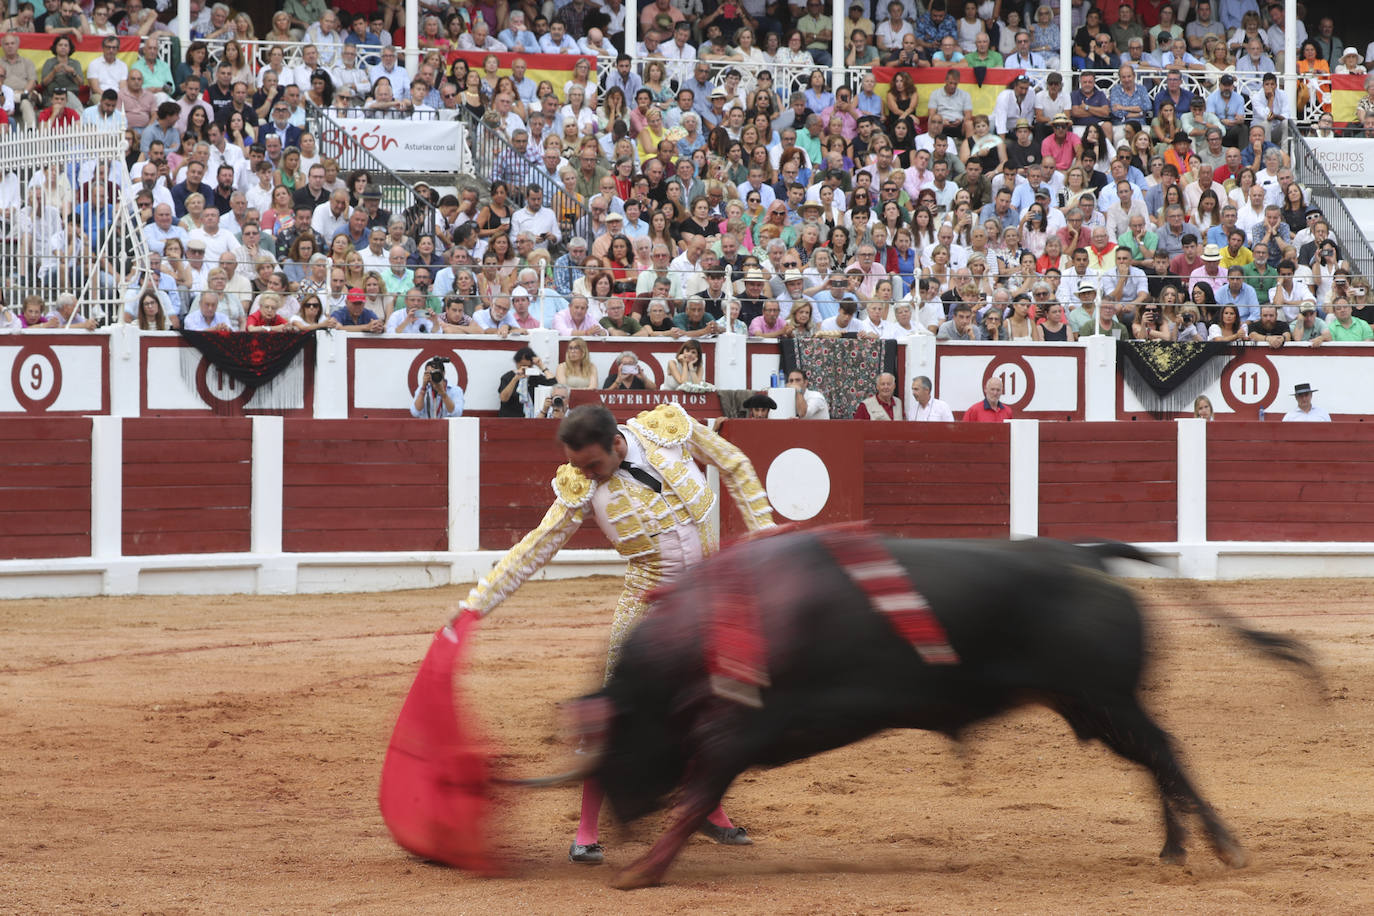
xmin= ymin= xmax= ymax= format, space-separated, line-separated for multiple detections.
xmin=122 ymin=419 xmax=252 ymax=556
xmin=1207 ymin=423 xmax=1374 ymax=542
xmin=862 ymin=424 xmax=1011 ymax=538
xmin=1039 ymin=423 xmax=1178 ymax=543
xmin=0 ymin=418 xmax=92 ymax=559
xmin=282 ymin=420 xmax=448 ymax=552
xmin=477 ymin=419 xmax=605 ymax=550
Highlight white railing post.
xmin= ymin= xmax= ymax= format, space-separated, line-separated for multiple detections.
xmin=1058 ymin=0 xmax=1072 ymax=87
xmin=1282 ymin=0 xmax=1297 ymax=117
xmin=251 ymin=416 xmax=284 ymax=555
xmin=405 ymin=0 xmax=420 ymax=72
xmin=831 ymin=0 xmax=844 ymax=90
xmin=902 ymin=334 xmax=936 ymax=417
xmin=176 ymin=0 xmax=190 ymax=65
xmin=626 ymin=0 xmax=637 ymax=60
xmin=1176 ymin=418 xmax=1207 ymax=544
xmin=1008 ymin=419 xmax=1040 ymax=539
xmin=448 ymin=417 xmax=481 ymax=552
xmin=1081 ymin=335 xmax=1117 ymax=421
xmin=90 ymin=416 xmax=123 ymax=560
xmin=712 ymin=332 xmax=748 ymax=389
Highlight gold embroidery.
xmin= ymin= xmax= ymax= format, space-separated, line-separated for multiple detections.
xmin=628 ymin=403 xmax=692 ymax=447
xmin=552 ymin=463 xmax=595 ymax=508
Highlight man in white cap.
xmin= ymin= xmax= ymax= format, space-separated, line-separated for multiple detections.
xmin=591 ymin=209 xmax=624 ymax=260
xmin=1283 ymin=383 xmax=1331 ymax=422
xmin=1068 ymin=281 xmax=1102 ymax=335
xmin=1189 ymin=243 xmax=1227 ymax=296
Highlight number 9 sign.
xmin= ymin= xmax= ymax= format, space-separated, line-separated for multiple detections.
xmin=10 ymin=343 xmax=63 ymax=413
xmin=981 ymin=355 xmax=1036 ymax=408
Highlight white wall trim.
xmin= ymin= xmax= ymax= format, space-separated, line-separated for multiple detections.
xmin=89 ymin=416 xmax=122 ymax=559
xmin=1007 ymin=419 xmax=1040 ymax=539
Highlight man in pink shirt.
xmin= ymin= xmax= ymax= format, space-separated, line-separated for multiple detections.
xmin=552 ymin=295 xmax=607 ymax=336
xmin=510 ymin=286 xmax=543 ymax=331
xmin=747 ymin=300 xmax=788 ymax=338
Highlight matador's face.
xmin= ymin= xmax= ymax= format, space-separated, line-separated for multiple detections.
xmin=564 ymin=435 xmax=628 ymax=482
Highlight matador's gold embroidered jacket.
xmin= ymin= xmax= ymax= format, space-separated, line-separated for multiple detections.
xmin=464 ymin=403 xmax=774 ymax=615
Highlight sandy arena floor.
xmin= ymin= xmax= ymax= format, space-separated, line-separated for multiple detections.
xmin=0 ymin=576 xmax=1371 ymax=914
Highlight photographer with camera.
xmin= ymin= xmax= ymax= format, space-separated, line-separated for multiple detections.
xmin=540 ymin=384 xmax=572 ymax=419
xmin=410 ymin=356 xmax=465 ymax=418
xmin=498 ymin=346 xmax=556 ymax=417
xmin=603 ymin=351 xmax=658 ymax=390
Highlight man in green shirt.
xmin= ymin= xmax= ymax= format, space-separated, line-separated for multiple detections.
xmin=964 ymin=31 xmax=1003 ymax=67
xmin=1327 ymin=301 xmax=1374 ymax=341
xmin=672 ymin=296 xmax=723 ymax=337
xmin=798 ymin=0 xmax=835 ymax=65
xmin=600 ymin=297 xmax=644 ymax=336
xmin=1240 ymin=241 xmax=1279 ymax=301
xmin=131 ymin=35 xmax=174 ymax=98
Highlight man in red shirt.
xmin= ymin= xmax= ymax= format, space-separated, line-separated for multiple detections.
xmin=853 ymin=372 xmax=903 ymax=420
xmin=963 ymin=376 xmax=1013 ymax=422
xmin=38 ymin=87 xmax=81 ymax=128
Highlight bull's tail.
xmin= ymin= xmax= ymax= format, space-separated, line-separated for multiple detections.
xmin=1076 ymin=540 xmax=1324 ymax=691
xmin=1076 ymin=540 xmax=1162 ymax=568
xmin=1075 ymin=540 xmax=1323 ymax=690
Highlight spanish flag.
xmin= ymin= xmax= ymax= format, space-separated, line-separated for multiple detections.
xmin=1330 ymin=73 xmax=1365 ymax=126
xmin=446 ymin=50 xmax=596 ymax=104
xmin=15 ymin=32 xmax=142 ymax=84
xmin=872 ymin=66 xmax=1027 ymax=121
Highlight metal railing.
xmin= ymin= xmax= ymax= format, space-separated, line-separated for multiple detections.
xmin=304 ymin=103 xmax=438 ymax=238
xmin=458 ymin=109 xmax=588 ymax=252
xmin=1287 ymin=120 xmax=1374 ymax=283
xmin=0 ymin=123 xmax=148 ymax=325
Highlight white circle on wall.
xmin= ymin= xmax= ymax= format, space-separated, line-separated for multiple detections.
xmin=766 ymin=448 xmax=830 ymax=521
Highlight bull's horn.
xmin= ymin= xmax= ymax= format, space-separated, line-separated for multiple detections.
xmin=494 ymin=767 xmax=591 ymax=788
xmin=495 ymin=696 xmax=613 ymax=788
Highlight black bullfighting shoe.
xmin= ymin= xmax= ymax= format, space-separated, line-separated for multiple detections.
xmin=699 ymin=824 xmax=753 ymax=846
xmin=568 ymin=842 xmax=605 ymax=864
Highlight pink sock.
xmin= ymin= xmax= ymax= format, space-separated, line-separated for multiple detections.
xmin=705 ymin=805 xmax=734 ymax=829
xmin=574 ymin=780 xmax=603 ymax=846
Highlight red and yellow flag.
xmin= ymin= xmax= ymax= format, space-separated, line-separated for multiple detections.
xmin=15 ymin=32 xmax=141 ymax=76
xmin=873 ymin=66 xmax=1028 ymax=121
xmin=446 ymin=50 xmax=596 ymax=104
xmin=1330 ymin=73 xmax=1365 ymax=126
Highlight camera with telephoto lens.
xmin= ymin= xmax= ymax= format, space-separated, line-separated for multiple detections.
xmin=426 ymin=356 xmax=450 ymax=387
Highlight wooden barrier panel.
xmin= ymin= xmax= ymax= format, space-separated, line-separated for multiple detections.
xmin=0 ymin=418 xmax=92 ymax=559
xmin=861 ymin=424 xmax=1011 ymax=538
xmin=1038 ymin=423 xmax=1178 ymax=543
xmin=477 ymin=419 xmax=606 ymax=550
xmin=1207 ymin=423 xmax=1374 ymax=542
xmin=122 ymin=418 xmax=252 ymax=556
xmin=282 ymin=420 xmax=448 ymax=552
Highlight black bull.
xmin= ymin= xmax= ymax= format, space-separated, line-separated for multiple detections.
xmin=554 ymin=533 xmax=1317 ymax=889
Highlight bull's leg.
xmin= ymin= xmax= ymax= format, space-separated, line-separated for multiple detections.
xmin=1061 ymin=696 xmax=1247 ymax=868
xmin=610 ymin=789 xmax=721 ymax=890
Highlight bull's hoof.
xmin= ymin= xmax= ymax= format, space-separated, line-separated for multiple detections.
xmin=1214 ymin=841 xmax=1249 ymax=869
xmin=569 ymin=842 xmax=604 ymax=865
xmin=699 ymin=823 xmax=753 ymax=846
xmin=610 ymin=866 xmax=661 ymax=890
xmin=1159 ymin=845 xmax=1187 ymax=866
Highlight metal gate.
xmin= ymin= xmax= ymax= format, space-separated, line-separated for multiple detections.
xmin=0 ymin=123 xmax=149 ymax=327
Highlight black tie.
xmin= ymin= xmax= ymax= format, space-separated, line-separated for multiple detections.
xmin=620 ymin=461 xmax=662 ymax=493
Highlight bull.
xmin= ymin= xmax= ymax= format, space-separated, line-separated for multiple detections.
xmin=539 ymin=531 xmax=1318 ymax=889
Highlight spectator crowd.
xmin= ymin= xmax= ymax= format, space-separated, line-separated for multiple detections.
xmin=3 ymin=0 xmax=1374 ymax=362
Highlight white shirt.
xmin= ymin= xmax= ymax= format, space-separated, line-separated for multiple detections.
xmin=188 ymin=226 xmax=236 ymax=262
xmin=798 ymin=388 xmax=830 ymax=419
xmin=510 ymin=205 xmax=561 ymax=244
xmin=911 ymin=397 xmax=955 ymax=421
xmin=311 ymin=201 xmax=351 ymax=240
xmin=368 ymin=62 xmax=410 ymax=97
xmin=87 ymin=56 xmax=128 ymax=93
xmin=1283 ymin=406 xmax=1331 ymax=422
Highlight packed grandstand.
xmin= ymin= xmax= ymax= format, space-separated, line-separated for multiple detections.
xmin=1 ymin=0 xmax=1372 ymax=353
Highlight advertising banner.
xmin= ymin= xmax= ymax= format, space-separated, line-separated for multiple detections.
xmin=318 ymin=117 xmax=464 ymax=171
